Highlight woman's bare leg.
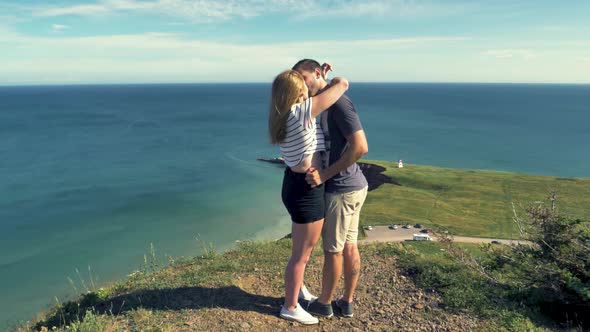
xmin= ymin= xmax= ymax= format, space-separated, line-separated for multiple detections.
xmin=283 ymin=219 xmax=323 ymax=310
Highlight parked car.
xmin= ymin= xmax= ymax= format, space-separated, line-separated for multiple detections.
xmin=414 ymin=224 xmax=423 ymax=229
xmin=403 ymin=224 xmax=411 ymax=229
xmin=413 ymin=234 xmax=432 ymax=241
xmin=420 ymin=229 xmax=432 ymax=234
xmin=491 ymin=240 xmax=501 ymax=244
xmin=364 ymin=225 xmax=373 ymax=231
xmin=388 ymin=224 xmax=398 ymax=230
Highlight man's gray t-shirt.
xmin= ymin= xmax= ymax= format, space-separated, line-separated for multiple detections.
xmin=324 ymin=94 xmax=368 ymax=194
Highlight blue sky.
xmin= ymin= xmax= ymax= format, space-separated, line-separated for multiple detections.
xmin=1 ymin=0 xmax=589 ymax=84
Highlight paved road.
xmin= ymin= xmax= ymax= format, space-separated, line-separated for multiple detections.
xmin=359 ymin=226 xmax=529 ymax=246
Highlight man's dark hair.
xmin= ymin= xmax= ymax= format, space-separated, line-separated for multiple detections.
xmin=292 ymin=59 xmax=321 ymax=73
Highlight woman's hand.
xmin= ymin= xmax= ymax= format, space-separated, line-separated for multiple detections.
xmin=321 ymin=63 xmax=332 ymax=79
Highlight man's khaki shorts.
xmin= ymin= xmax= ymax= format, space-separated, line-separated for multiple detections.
xmin=322 ymin=186 xmax=368 ymax=253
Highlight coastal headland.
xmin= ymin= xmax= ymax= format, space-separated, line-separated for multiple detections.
xmin=259 ymin=158 xmax=590 ymax=239
xmin=21 ymin=160 xmax=590 ymax=331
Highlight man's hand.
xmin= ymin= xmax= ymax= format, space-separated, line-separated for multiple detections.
xmin=305 ymin=167 xmax=325 ymax=188
xmin=321 ymin=63 xmax=332 ymax=79
xmin=313 ymin=130 xmax=368 ymax=188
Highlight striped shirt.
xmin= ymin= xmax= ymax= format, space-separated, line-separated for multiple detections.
xmin=279 ymin=97 xmax=326 ymax=167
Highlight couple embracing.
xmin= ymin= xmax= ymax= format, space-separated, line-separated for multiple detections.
xmin=268 ymin=59 xmax=369 ymax=324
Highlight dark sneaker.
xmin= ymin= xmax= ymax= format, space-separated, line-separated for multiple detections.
xmin=306 ymin=299 xmax=333 ymax=318
xmin=335 ymin=297 xmax=354 ymax=317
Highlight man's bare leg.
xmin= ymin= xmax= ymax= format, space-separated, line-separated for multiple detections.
xmin=342 ymin=242 xmax=360 ymax=302
xmin=318 ymin=251 xmax=342 ymax=304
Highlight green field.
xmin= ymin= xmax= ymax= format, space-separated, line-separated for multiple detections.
xmin=361 ymin=161 xmax=590 ymax=239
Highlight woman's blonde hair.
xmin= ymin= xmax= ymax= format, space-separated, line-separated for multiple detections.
xmin=268 ymin=70 xmax=305 ymax=145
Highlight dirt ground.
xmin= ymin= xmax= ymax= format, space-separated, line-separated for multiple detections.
xmin=160 ymin=248 xmax=482 ymax=332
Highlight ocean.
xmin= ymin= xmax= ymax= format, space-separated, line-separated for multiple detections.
xmin=1 ymin=83 xmax=589 ymax=328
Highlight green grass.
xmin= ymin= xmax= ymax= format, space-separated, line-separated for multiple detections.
xmin=360 ymin=161 xmax=590 ymax=239
xmin=26 ymin=240 xmax=573 ymax=331
xmin=26 ymin=240 xmax=303 ymax=331
xmin=387 ymin=241 xmax=565 ymax=332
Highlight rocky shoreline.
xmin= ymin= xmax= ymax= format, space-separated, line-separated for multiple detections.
xmin=357 ymin=162 xmax=401 ymax=191
xmin=257 ymin=157 xmax=400 ymax=191
xmin=256 ymin=157 xmax=286 ymax=165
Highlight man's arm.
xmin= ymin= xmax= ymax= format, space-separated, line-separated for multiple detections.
xmin=306 ymin=130 xmax=368 ymax=187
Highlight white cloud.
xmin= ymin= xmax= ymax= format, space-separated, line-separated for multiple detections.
xmin=0 ymin=24 xmax=19 ymax=39
xmin=0 ymin=29 xmax=468 ymax=84
xmin=1 ymin=29 xmax=464 ymax=57
xmin=482 ymin=49 xmax=538 ymax=60
xmin=51 ymin=24 xmax=70 ymax=33
xmin=28 ymin=0 xmax=468 ymax=22
xmin=2 ymin=24 xmax=589 ymax=84
xmin=34 ymin=4 xmax=109 ymax=17
xmin=299 ymin=0 xmax=471 ymax=19
xmin=31 ymin=0 xmax=302 ymax=21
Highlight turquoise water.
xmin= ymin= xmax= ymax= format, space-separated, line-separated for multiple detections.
xmin=1 ymin=83 xmax=589 ymax=328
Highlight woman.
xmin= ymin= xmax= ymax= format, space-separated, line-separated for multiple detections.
xmin=268 ymin=69 xmax=348 ymax=324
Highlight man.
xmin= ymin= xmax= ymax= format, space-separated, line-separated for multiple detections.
xmin=292 ymin=59 xmax=369 ymax=318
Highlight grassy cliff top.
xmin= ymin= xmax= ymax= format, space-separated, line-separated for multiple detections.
xmin=20 ymin=240 xmax=496 ymax=331
xmin=360 ymin=161 xmax=590 ymax=239
xmin=21 ymin=161 xmax=589 ymax=331
xmin=24 ymin=239 xmax=567 ymax=331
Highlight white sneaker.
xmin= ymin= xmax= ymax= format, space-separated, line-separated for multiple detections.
xmin=280 ymin=305 xmax=319 ymax=325
xmin=298 ymin=284 xmax=318 ymax=302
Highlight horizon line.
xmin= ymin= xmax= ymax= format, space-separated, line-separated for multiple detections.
xmin=2 ymin=81 xmax=590 ymax=87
